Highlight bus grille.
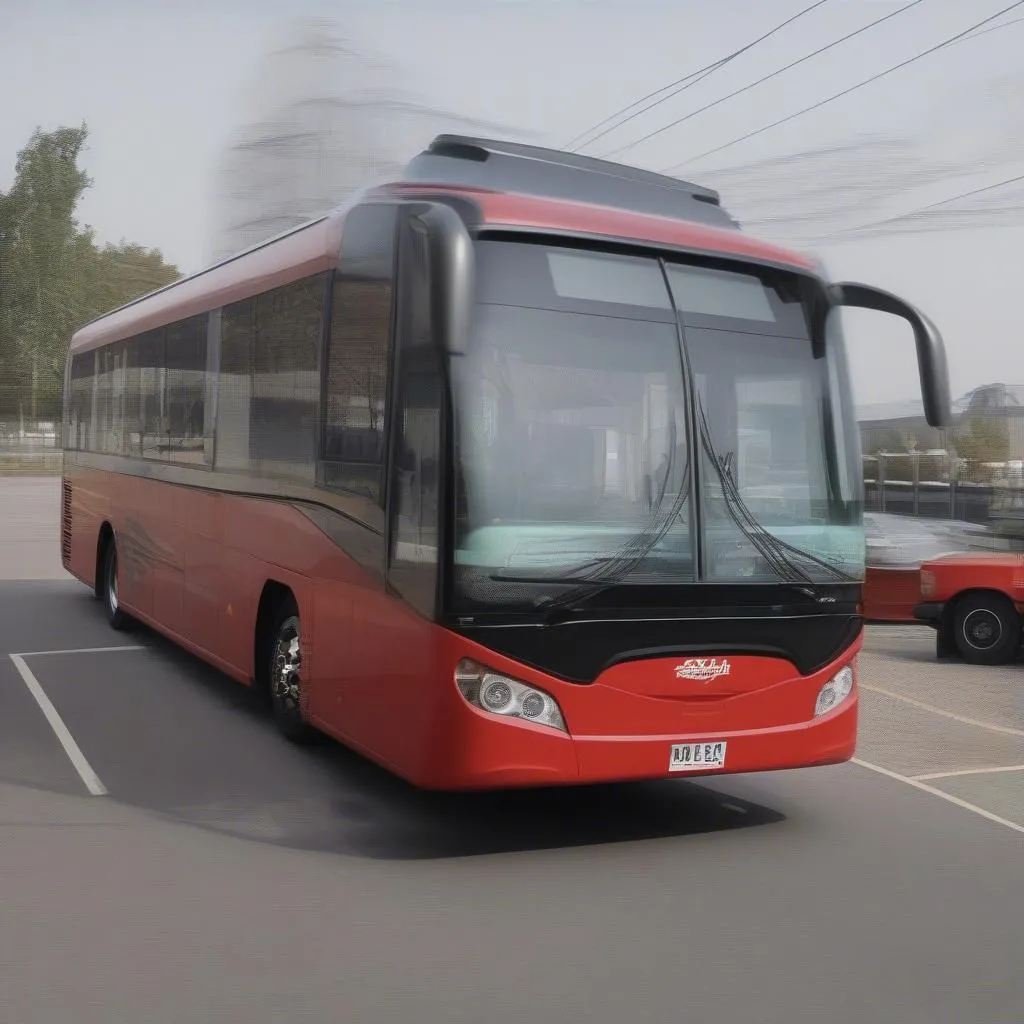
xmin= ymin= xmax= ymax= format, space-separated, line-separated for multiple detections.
xmin=61 ymin=479 xmax=72 ymax=567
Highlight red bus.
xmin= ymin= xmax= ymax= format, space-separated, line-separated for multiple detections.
xmin=61 ymin=136 xmax=951 ymax=789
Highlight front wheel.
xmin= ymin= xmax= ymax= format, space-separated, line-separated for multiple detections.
xmin=101 ymin=539 xmax=131 ymax=631
xmin=952 ymin=592 xmax=1021 ymax=666
xmin=268 ymin=602 xmax=317 ymax=745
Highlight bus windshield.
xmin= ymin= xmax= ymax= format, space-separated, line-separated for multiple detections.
xmin=451 ymin=240 xmax=862 ymax=608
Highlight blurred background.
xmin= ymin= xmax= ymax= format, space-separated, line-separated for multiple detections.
xmin=3 ymin=0 xmax=1024 ymax=551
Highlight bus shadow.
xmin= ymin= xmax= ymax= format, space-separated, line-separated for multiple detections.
xmin=108 ymin=622 xmax=787 ymax=861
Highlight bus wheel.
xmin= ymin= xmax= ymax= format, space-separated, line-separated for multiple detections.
xmin=100 ymin=538 xmax=130 ymax=632
xmin=269 ymin=600 xmax=316 ymax=745
xmin=952 ymin=592 xmax=1021 ymax=666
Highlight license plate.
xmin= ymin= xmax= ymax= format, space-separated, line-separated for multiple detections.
xmin=669 ymin=741 xmax=727 ymax=771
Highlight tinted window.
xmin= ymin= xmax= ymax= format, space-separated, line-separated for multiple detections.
xmin=67 ymin=352 xmax=94 ymax=452
xmin=321 ymin=203 xmax=397 ymax=502
xmin=252 ymin=276 xmax=325 ymax=483
xmin=166 ymin=314 xmax=207 ymax=464
xmin=138 ymin=328 xmax=166 ymax=460
xmin=216 ymin=297 xmax=255 ymax=472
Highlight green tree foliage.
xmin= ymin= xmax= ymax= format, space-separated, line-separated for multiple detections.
xmin=0 ymin=124 xmax=179 ymax=421
xmin=954 ymin=416 xmax=1010 ymax=481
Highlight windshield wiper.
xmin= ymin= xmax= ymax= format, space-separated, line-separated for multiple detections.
xmin=694 ymin=401 xmax=855 ymax=587
xmin=530 ymin=416 xmax=692 ymax=618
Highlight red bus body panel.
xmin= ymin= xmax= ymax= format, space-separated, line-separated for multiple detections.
xmin=64 ymin=465 xmax=859 ymax=791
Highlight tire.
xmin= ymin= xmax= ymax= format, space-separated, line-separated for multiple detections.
xmin=100 ymin=538 xmax=131 ymax=631
xmin=268 ymin=599 xmax=317 ymax=744
xmin=935 ymin=620 xmax=959 ymax=660
xmin=952 ymin=592 xmax=1021 ymax=666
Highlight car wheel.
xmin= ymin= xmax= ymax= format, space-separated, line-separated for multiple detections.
xmin=952 ymin=592 xmax=1021 ymax=666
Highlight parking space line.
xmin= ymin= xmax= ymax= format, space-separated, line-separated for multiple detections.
xmin=12 ymin=645 xmax=146 ymax=658
xmin=912 ymin=764 xmax=1024 ymax=781
xmin=8 ymin=654 xmax=107 ymax=797
xmin=860 ymin=683 xmax=1024 ymax=738
xmin=852 ymin=757 xmax=1024 ymax=835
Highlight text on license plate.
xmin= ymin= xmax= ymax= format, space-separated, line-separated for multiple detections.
xmin=669 ymin=741 xmax=727 ymax=771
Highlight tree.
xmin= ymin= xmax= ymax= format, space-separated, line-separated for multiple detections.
xmin=0 ymin=124 xmax=179 ymax=426
xmin=954 ymin=416 xmax=1010 ymax=481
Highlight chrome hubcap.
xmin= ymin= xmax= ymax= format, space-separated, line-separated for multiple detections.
xmin=108 ymin=552 xmax=118 ymax=612
xmin=273 ymin=625 xmax=301 ymax=710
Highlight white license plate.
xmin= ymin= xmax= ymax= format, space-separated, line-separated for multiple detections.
xmin=669 ymin=741 xmax=727 ymax=771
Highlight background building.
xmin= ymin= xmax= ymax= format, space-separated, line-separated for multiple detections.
xmin=209 ymin=17 xmax=527 ymax=263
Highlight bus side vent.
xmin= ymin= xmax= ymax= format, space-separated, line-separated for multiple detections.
xmin=61 ymin=479 xmax=73 ymax=567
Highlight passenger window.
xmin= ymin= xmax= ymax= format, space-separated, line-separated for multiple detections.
xmin=252 ymin=276 xmax=324 ymax=483
xmin=215 ymin=297 xmax=256 ymax=473
xmin=165 ymin=315 xmax=208 ymax=465
xmin=321 ymin=203 xmax=398 ymax=503
xmin=138 ymin=328 xmax=166 ymax=461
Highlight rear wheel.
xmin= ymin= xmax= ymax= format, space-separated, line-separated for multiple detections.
xmin=100 ymin=538 xmax=130 ymax=631
xmin=952 ymin=592 xmax=1020 ymax=666
xmin=268 ymin=599 xmax=317 ymax=744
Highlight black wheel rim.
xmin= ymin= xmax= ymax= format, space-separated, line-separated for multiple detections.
xmin=272 ymin=621 xmax=301 ymax=711
xmin=962 ymin=608 xmax=1001 ymax=651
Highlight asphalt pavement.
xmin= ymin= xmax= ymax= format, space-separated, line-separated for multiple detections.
xmin=0 ymin=477 xmax=1021 ymax=1024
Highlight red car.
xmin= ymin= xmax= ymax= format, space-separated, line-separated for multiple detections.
xmin=863 ymin=513 xmax=966 ymax=623
xmin=914 ymin=553 xmax=1024 ymax=664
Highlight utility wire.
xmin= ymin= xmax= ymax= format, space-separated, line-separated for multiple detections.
xmin=565 ymin=0 xmax=833 ymax=153
xmin=595 ymin=0 xmax=926 ymax=161
xmin=664 ymin=0 xmax=1024 ymax=173
xmin=821 ymin=168 xmax=1024 ymax=240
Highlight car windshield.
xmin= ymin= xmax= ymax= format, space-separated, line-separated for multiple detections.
xmin=451 ymin=240 xmax=862 ymax=609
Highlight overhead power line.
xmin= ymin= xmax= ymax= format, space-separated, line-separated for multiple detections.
xmin=822 ymin=168 xmax=1024 ymax=240
xmin=663 ymin=0 xmax=1024 ymax=174
xmin=565 ymin=0 xmax=832 ymax=153
xmin=595 ymin=0 xmax=926 ymax=161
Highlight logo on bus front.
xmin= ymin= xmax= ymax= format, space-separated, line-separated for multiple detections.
xmin=674 ymin=657 xmax=731 ymax=682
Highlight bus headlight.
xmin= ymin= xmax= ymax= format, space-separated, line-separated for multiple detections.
xmin=454 ymin=659 xmax=568 ymax=733
xmin=814 ymin=664 xmax=855 ymax=718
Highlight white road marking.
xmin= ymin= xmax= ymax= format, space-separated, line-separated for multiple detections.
xmin=12 ymin=645 xmax=145 ymax=658
xmin=860 ymin=683 xmax=1024 ymax=738
xmin=912 ymin=764 xmax=1024 ymax=781
xmin=852 ymin=757 xmax=1024 ymax=835
xmin=8 ymin=654 xmax=107 ymax=797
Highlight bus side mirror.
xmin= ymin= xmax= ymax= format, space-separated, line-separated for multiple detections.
xmin=827 ymin=282 xmax=952 ymax=428
xmin=417 ymin=202 xmax=474 ymax=356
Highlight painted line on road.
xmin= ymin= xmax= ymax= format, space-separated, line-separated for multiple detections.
xmin=852 ymin=757 xmax=1024 ymax=835
xmin=860 ymin=683 xmax=1024 ymax=738
xmin=912 ymin=764 xmax=1024 ymax=781
xmin=8 ymin=654 xmax=107 ymax=797
xmin=12 ymin=645 xmax=146 ymax=658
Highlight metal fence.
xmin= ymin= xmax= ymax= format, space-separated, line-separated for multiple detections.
xmin=863 ymin=452 xmax=1024 ymax=537
xmin=0 ymin=397 xmax=63 ymax=476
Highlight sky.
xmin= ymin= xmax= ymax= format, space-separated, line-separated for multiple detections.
xmin=2 ymin=0 xmax=1023 ymax=411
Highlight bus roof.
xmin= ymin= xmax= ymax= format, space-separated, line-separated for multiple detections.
xmin=69 ymin=136 xmax=815 ymax=355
